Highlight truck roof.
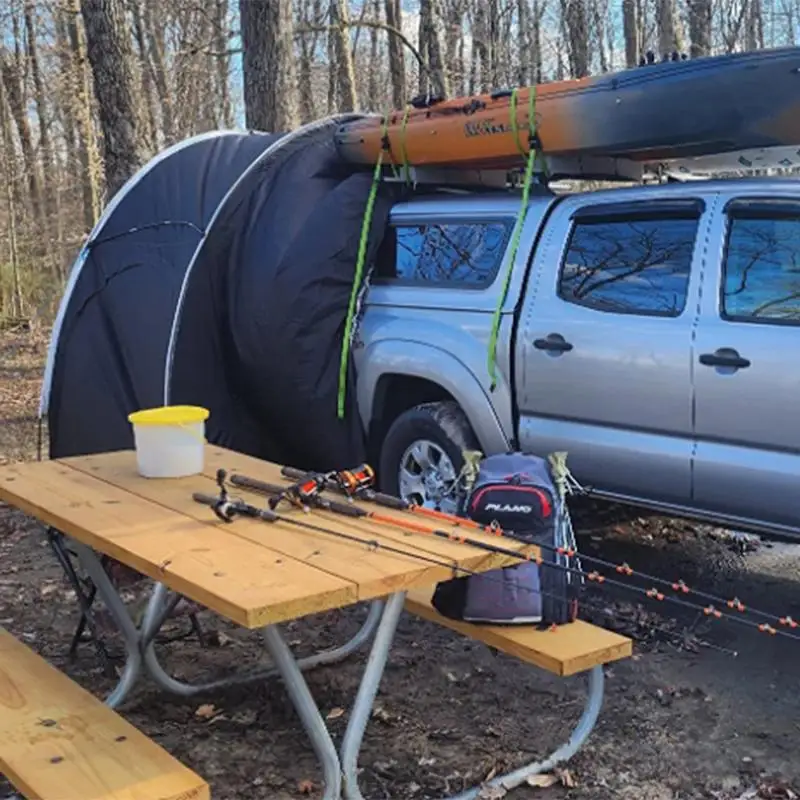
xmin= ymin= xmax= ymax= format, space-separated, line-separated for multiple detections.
xmin=388 ymin=175 xmax=800 ymax=220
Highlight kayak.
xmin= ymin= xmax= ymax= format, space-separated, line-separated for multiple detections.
xmin=334 ymin=47 xmax=800 ymax=173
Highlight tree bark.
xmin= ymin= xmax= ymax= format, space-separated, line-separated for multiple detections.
xmin=130 ymin=0 xmax=158 ymax=151
xmin=562 ymin=0 xmax=590 ymax=78
xmin=297 ymin=0 xmax=318 ymax=122
xmin=240 ymin=0 xmax=299 ymax=130
xmin=142 ymin=2 xmax=174 ymax=142
xmin=0 ymin=76 xmax=24 ymax=317
xmin=25 ymin=2 xmax=56 ymax=225
xmin=418 ymin=0 xmax=448 ymax=96
xmin=656 ymin=0 xmax=683 ymax=57
xmin=622 ymin=0 xmax=640 ymax=67
xmin=384 ymin=0 xmax=406 ymax=108
xmin=0 ymin=49 xmax=43 ymax=224
xmin=330 ymin=0 xmax=358 ymax=111
xmin=367 ymin=0 xmax=381 ymax=109
xmin=214 ymin=0 xmax=233 ymax=127
xmin=687 ymin=0 xmax=712 ymax=57
xmin=66 ymin=0 xmax=101 ymax=229
xmin=80 ymin=0 xmax=144 ymax=200
xmin=745 ymin=0 xmax=765 ymax=50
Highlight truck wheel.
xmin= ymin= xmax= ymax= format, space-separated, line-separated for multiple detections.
xmin=378 ymin=401 xmax=479 ymax=513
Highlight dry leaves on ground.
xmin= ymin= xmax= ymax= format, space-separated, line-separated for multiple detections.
xmin=194 ymin=703 xmax=221 ymax=720
xmin=527 ymin=768 xmax=577 ymax=789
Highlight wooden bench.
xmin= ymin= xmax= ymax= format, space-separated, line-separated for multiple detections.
xmin=0 ymin=628 xmax=209 ymax=800
xmin=404 ymin=589 xmax=633 ymax=797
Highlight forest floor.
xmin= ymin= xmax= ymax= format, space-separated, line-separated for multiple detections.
xmin=0 ymin=326 xmax=799 ymax=800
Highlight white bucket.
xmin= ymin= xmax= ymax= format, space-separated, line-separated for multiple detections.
xmin=127 ymin=405 xmax=210 ymax=478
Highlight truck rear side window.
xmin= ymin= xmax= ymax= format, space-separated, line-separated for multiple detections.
xmin=722 ymin=215 xmax=800 ymax=325
xmin=558 ymin=216 xmax=698 ymax=316
xmin=377 ymin=221 xmax=511 ymax=287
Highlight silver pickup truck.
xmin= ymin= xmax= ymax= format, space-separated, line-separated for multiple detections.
xmin=353 ymin=178 xmax=800 ymax=540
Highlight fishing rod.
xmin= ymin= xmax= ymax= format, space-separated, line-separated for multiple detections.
xmin=237 ymin=469 xmax=800 ymax=633
xmin=279 ymin=464 xmax=488 ymax=530
xmin=191 ymin=483 xmax=739 ymax=655
xmin=215 ymin=470 xmax=800 ymax=642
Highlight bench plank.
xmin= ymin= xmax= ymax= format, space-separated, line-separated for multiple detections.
xmin=405 ymin=589 xmax=632 ymax=677
xmin=0 ymin=628 xmax=209 ymax=800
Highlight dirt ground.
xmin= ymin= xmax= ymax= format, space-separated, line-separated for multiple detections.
xmin=1 ymin=327 xmax=798 ymax=800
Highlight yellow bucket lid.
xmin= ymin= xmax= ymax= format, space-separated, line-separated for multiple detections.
xmin=128 ymin=405 xmax=210 ymax=426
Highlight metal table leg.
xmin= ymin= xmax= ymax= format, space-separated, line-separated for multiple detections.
xmin=141 ymin=598 xmax=386 ymax=698
xmin=446 ymin=665 xmax=605 ymax=800
xmin=262 ymin=624 xmax=343 ymax=800
xmin=70 ymin=537 xmax=384 ymax=707
xmin=69 ymin=542 xmax=145 ymax=709
xmin=340 ymin=591 xmax=407 ymax=800
xmin=338 ymin=617 xmax=605 ymax=800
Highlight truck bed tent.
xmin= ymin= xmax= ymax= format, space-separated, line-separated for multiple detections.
xmin=40 ymin=114 xmax=395 ymax=472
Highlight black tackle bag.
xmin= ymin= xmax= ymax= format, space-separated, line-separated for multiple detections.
xmin=432 ymin=452 xmax=579 ymax=626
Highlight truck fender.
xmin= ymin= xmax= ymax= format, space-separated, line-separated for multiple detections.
xmin=356 ymin=339 xmax=512 ymax=455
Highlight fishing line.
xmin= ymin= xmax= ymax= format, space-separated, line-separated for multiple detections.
xmin=191 ymin=488 xmax=737 ymax=656
xmin=202 ymin=471 xmax=800 ymax=643
xmin=236 ymin=469 xmax=799 ymax=638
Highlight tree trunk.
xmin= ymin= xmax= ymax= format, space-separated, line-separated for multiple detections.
xmin=214 ymin=0 xmax=233 ymax=127
xmin=656 ymin=0 xmax=683 ymax=57
xmin=81 ymin=0 xmax=144 ymax=200
xmin=297 ymin=0 xmax=318 ymax=122
xmin=687 ymin=0 xmax=712 ymax=57
xmin=745 ymin=0 xmax=765 ymax=49
xmin=517 ymin=0 xmax=530 ymax=85
xmin=384 ymin=0 xmax=406 ymax=107
xmin=25 ymin=3 xmax=56 ymax=226
xmin=130 ymin=0 xmax=158 ymax=151
xmin=240 ymin=0 xmax=299 ymax=130
xmin=532 ymin=0 xmax=543 ymax=82
xmin=66 ymin=0 xmax=101 ymax=229
xmin=0 ymin=79 xmax=24 ymax=318
xmin=473 ymin=2 xmax=490 ymax=92
xmin=367 ymin=0 xmax=381 ymax=109
xmin=622 ymin=0 xmax=640 ymax=66
xmin=562 ymin=0 xmax=590 ymax=78
xmin=330 ymin=0 xmax=358 ymax=111
xmin=142 ymin=2 xmax=174 ymax=142
xmin=0 ymin=47 xmax=43 ymax=226
xmin=419 ymin=0 xmax=448 ymax=96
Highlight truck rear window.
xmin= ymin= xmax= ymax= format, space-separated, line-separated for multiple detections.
xmin=558 ymin=216 xmax=699 ymax=316
xmin=376 ymin=221 xmax=512 ymax=287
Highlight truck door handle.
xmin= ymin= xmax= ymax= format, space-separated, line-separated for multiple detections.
xmin=699 ymin=349 xmax=751 ymax=370
xmin=534 ymin=334 xmax=573 ymax=353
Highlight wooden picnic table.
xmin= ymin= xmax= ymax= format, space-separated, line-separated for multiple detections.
xmin=0 ymin=446 xmax=540 ymax=800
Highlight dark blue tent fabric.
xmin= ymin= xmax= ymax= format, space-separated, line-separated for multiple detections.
xmin=47 ymin=132 xmax=278 ymax=458
xmin=47 ymin=117 xmax=395 ymax=473
xmin=168 ymin=118 xmax=397 ymax=470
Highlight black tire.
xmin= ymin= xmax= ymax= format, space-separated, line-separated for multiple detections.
xmin=378 ymin=401 xmax=480 ymax=503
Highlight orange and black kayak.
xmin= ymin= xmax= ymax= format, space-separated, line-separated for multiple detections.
xmin=334 ymin=47 xmax=800 ymax=172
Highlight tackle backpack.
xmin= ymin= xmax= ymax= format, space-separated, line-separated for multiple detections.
xmin=431 ymin=452 xmax=580 ymax=626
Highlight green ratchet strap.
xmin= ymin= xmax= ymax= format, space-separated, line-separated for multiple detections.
xmin=487 ymin=86 xmax=539 ymax=392
xmin=399 ymin=105 xmax=412 ymax=185
xmin=337 ymin=114 xmax=390 ymax=419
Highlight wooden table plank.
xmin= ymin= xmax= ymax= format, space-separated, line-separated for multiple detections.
xmin=406 ymin=589 xmax=633 ymax=677
xmin=202 ymin=447 xmax=541 ymax=565
xmin=0 ymin=461 xmax=355 ymax=628
xmin=0 ymin=628 xmax=210 ymax=800
xmin=64 ymin=451 xmax=535 ymax=604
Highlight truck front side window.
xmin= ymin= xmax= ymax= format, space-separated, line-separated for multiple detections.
xmin=722 ymin=215 xmax=800 ymax=325
xmin=558 ymin=215 xmax=699 ymax=317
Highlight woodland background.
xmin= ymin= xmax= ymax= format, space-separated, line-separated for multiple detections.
xmin=0 ymin=0 xmax=794 ymax=322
